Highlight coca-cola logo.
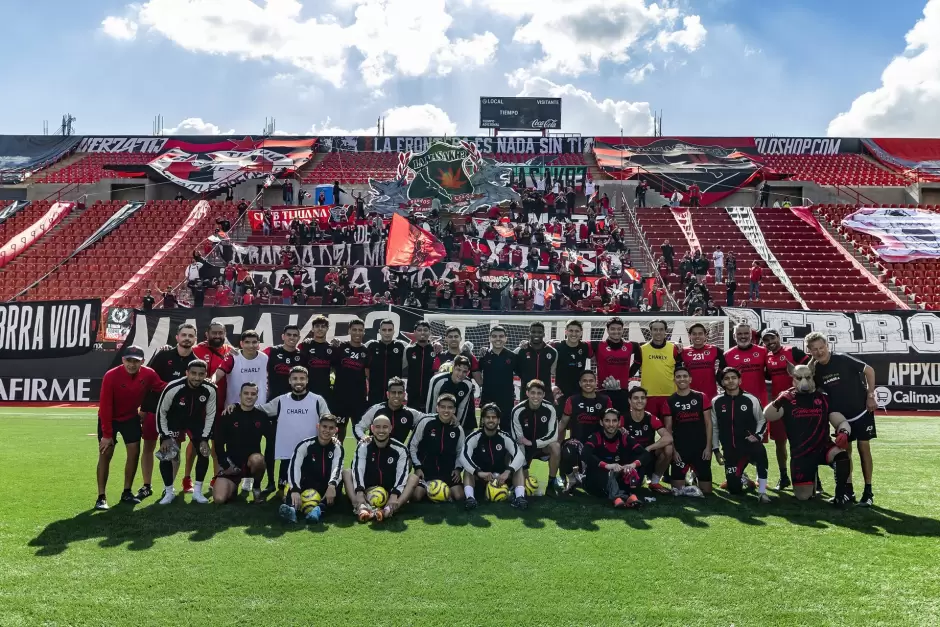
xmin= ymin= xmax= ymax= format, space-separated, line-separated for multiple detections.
xmin=531 ymin=119 xmax=559 ymax=129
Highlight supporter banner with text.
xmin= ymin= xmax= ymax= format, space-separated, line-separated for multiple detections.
xmin=841 ymin=207 xmax=940 ymax=261
xmin=231 ymin=240 xmax=387 ymax=267
xmin=0 ymin=350 xmax=113 ymax=403
xmin=322 ymin=136 xmax=593 ymax=155
xmin=0 ymin=299 xmax=101 ymax=359
xmin=508 ymin=165 xmax=587 ymax=189
xmin=724 ymin=307 xmax=940 ymax=411
xmin=246 ymin=206 xmax=337 ymax=230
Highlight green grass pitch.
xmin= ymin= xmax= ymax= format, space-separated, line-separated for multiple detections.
xmin=1 ymin=408 xmax=939 ymax=627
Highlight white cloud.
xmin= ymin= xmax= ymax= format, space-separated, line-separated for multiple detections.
xmin=308 ymin=104 xmax=458 ymax=135
xmin=626 ymin=62 xmax=655 ymax=83
xmin=100 ymin=16 xmax=138 ymax=41
xmin=101 ymin=0 xmax=497 ymax=88
xmin=162 ymin=117 xmax=235 ymax=135
xmin=828 ymin=0 xmax=940 ymax=137
xmin=479 ymin=0 xmax=704 ymax=75
xmin=508 ymin=73 xmax=654 ymax=134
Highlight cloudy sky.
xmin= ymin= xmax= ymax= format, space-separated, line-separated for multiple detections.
xmin=2 ymin=0 xmax=938 ymax=137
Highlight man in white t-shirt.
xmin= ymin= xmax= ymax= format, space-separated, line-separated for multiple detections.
xmin=214 ymin=330 xmax=269 ymax=407
xmin=585 ymin=179 xmax=595 ymax=200
xmin=713 ymin=246 xmax=725 ymax=284
xmin=532 ymin=286 xmax=546 ymax=311
xmin=186 ymin=260 xmax=202 ymax=285
xmin=536 ymin=176 xmax=545 ymax=193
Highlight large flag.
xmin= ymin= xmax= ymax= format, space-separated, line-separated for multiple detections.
xmin=385 ymin=214 xmax=447 ymax=267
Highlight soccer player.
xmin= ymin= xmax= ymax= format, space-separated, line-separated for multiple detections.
xmin=354 ymin=377 xmax=425 ymax=443
xmin=96 ymin=345 xmax=167 ymax=510
xmin=427 ymin=355 xmax=476 ymax=430
xmin=511 ymin=380 xmax=562 ymax=496
xmin=138 ymin=324 xmax=198 ymax=500
xmin=590 ymin=317 xmax=642 ymax=414
xmin=366 ymin=319 xmax=408 ymax=405
xmin=300 ymin=316 xmax=336 ymax=404
xmin=461 ymin=404 xmax=527 ymax=510
xmin=280 ymin=414 xmax=345 ymax=523
xmin=262 ymin=324 xmax=306 ymax=490
xmin=405 ymin=322 xmax=436 ymax=411
xmin=343 ymin=415 xmax=419 ymax=522
xmin=330 ymin=318 xmax=370 ymax=440
xmin=806 ymin=332 xmax=878 ymax=506
xmin=582 ymin=409 xmax=650 ymax=508
xmin=558 ymin=371 xmax=612 ymax=491
xmin=662 ymin=366 xmax=713 ymax=494
xmin=432 ymin=326 xmax=482 ymax=385
xmin=711 ymin=367 xmax=770 ymax=503
xmin=724 ymin=323 xmax=769 ymax=406
xmin=551 ymin=319 xmax=593 ymax=409
xmin=639 ymin=319 xmax=683 ymax=418
xmin=680 ymin=322 xmax=726 ymax=404
xmin=409 ymin=394 xmax=467 ymax=503
xmin=762 ymin=328 xmax=809 ymax=490
xmin=478 ymin=325 xmax=518 ymax=432
xmin=515 ymin=322 xmax=559 ymax=395
xmin=763 ymin=362 xmax=853 ymax=506
xmin=213 ymin=382 xmax=270 ymax=504
xmin=623 ymin=386 xmax=674 ymax=494
xmin=155 ymin=360 xmax=218 ymax=504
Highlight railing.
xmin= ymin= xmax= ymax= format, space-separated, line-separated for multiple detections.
xmin=826 ymin=182 xmax=880 ymax=207
xmin=620 ymin=191 xmax=679 ymax=311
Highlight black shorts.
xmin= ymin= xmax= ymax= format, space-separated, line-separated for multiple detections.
xmin=523 ymin=445 xmax=551 ymax=469
xmin=163 ymin=420 xmax=211 ymax=445
xmin=848 ymin=411 xmax=877 ymax=442
xmin=98 ymin=418 xmax=142 ymax=445
xmin=671 ymin=442 xmax=712 ymax=482
xmin=790 ymin=446 xmax=836 ymax=486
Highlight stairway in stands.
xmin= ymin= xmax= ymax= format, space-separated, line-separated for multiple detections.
xmin=751 ymin=208 xmax=898 ymax=311
xmin=634 ymin=206 xmax=798 ymax=308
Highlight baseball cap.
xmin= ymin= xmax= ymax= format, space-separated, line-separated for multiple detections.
xmin=761 ymin=328 xmax=780 ymax=339
xmin=123 ymin=345 xmax=145 ymax=361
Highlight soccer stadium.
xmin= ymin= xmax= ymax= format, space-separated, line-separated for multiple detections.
xmin=2 ymin=2 xmax=940 ymax=626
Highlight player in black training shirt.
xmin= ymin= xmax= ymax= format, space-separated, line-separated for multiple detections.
xmin=213 ymin=382 xmax=271 ymax=504
xmin=582 ymin=409 xmax=649 ymax=508
xmin=515 ymin=321 xmax=558 ymax=394
xmin=511 ymin=380 xmax=561 ymax=495
xmin=354 ymin=377 xmax=425 ymax=443
xmin=806 ymin=332 xmax=878 ymax=506
xmin=764 ymin=361 xmax=853 ymax=506
xmin=138 ymin=322 xmax=199 ymax=499
xmin=662 ymin=366 xmax=713 ymax=494
xmin=551 ymin=319 xmax=593 ymax=408
xmin=330 ymin=318 xmax=371 ymax=440
xmin=365 ymin=319 xmax=408 ymax=405
xmin=405 ymin=322 xmax=436 ymax=411
xmin=281 ymin=415 xmax=345 ymax=524
xmin=558 ymin=371 xmax=612 ymax=491
xmin=478 ymin=325 xmax=518 ymax=432
xmin=263 ymin=324 xmax=305 ymax=491
xmin=300 ymin=316 xmax=336 ymax=404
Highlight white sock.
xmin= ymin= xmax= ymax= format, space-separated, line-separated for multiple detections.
xmin=465 ymin=486 xmax=475 ymax=499
xmin=164 ymin=485 xmax=175 ymax=494
xmin=194 ymin=481 xmax=204 ymax=494
xmin=651 ymin=474 xmax=662 ymax=485
xmin=514 ymin=486 xmax=525 ymax=498
xmin=758 ymin=478 xmax=767 ymax=494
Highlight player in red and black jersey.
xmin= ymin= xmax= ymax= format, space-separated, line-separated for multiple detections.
xmin=582 ymin=409 xmax=651 ymax=508
xmin=623 ymin=386 xmax=673 ymax=494
xmin=558 ymin=371 xmax=612 ymax=491
xmin=299 ymin=316 xmax=335 ymax=403
xmin=590 ymin=317 xmax=641 ymax=415
xmin=185 ymin=321 xmax=232 ymax=492
xmin=764 ymin=362 xmax=853 ymax=506
xmin=761 ymin=328 xmax=809 ymax=490
xmin=432 ymin=326 xmax=482 ymax=385
xmin=330 ymin=318 xmax=370 ymax=440
xmin=662 ymin=366 xmax=713 ymax=494
xmin=680 ymin=322 xmax=726 ymax=403
xmin=550 ymin=319 xmax=593 ymax=408
xmin=262 ymin=324 xmax=306 ymax=491
xmin=725 ymin=323 xmax=769 ymax=406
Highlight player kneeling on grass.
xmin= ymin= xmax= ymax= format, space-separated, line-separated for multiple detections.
xmin=558 ymin=371 xmax=613 ymax=493
xmin=213 ymin=382 xmax=270 ymax=505
xmin=279 ymin=415 xmax=345 ymax=523
xmin=622 ymin=387 xmax=673 ymax=494
xmin=343 ymin=415 xmax=419 ymax=522
xmin=461 ymin=404 xmax=528 ymax=510
xmin=409 ymin=394 xmax=467 ymax=504
xmin=711 ymin=367 xmax=771 ymax=503
xmin=662 ymin=366 xmax=714 ymax=496
xmin=155 ymin=360 xmax=217 ymax=504
xmin=763 ymin=363 xmax=853 ymax=506
xmin=511 ymin=380 xmax=562 ymax=496
xmin=583 ymin=409 xmax=651 ymax=508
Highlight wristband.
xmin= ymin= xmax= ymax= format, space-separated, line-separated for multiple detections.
xmin=837 ymin=428 xmax=849 ymax=435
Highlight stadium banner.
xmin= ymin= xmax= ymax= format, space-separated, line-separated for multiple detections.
xmin=592 ymin=137 xmax=762 ymax=206
xmin=861 ymin=138 xmax=940 ymax=181
xmin=0 ymin=350 xmax=114 ymax=403
xmin=482 ymin=269 xmax=638 ymax=301
xmin=70 ymin=202 xmax=146 ymax=258
xmin=724 ymin=307 xmax=940 ymax=411
xmin=246 ymin=206 xmax=336 ymax=230
xmin=508 ymin=165 xmax=587 ymax=189
xmin=232 ymin=242 xmax=388 ymax=267
xmin=753 ymin=137 xmax=859 ymax=155
xmin=479 ymin=97 xmax=562 ymax=131
xmin=0 ymin=200 xmax=28 ymax=225
xmin=0 ymin=299 xmax=102 ymax=359
xmin=0 ymin=135 xmax=80 ymax=183
xmin=324 ymin=135 xmax=593 ymax=155
xmin=0 ymin=201 xmax=75 ymax=269
xmin=840 ymin=207 xmax=940 ymax=261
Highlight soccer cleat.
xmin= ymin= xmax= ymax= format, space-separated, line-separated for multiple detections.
xmin=120 ymin=490 xmax=141 ymax=505
xmin=159 ymin=489 xmax=176 ymax=505
xmin=648 ymin=482 xmax=671 ymax=495
xmin=278 ymin=503 xmax=298 ymax=523
xmin=464 ymin=496 xmax=478 ymax=511
xmin=857 ymin=492 xmax=874 ymax=508
xmin=613 ymin=497 xmax=626 ymax=508
xmin=829 ymin=493 xmax=852 ymax=508
xmin=511 ymin=495 xmax=528 ymax=510
xmin=357 ymin=506 xmax=374 ymax=523
xmin=136 ymin=485 xmax=153 ymax=500
xmin=624 ymin=494 xmax=642 ymax=508
xmin=263 ymin=482 xmax=276 ymax=494
xmin=182 ymin=477 xmax=194 ymax=494
xmin=241 ymin=478 xmax=253 ymax=493
xmin=191 ymin=491 xmax=209 ymax=504
xmin=545 ymin=481 xmax=560 ymax=497
xmin=564 ymin=472 xmax=583 ymax=494
xmin=252 ymin=489 xmax=263 ymax=504
xmin=756 ymin=493 xmax=771 ymax=504
xmin=775 ymin=476 xmax=792 ymax=491
xmin=719 ymin=480 xmax=728 ymax=489
xmin=741 ymin=473 xmax=756 ymax=490
xmin=305 ymin=506 xmax=322 ymax=523
xmin=374 ymin=505 xmax=392 ymax=522
xmin=94 ymin=497 xmax=109 ymax=511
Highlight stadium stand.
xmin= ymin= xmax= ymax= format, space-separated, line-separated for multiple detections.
xmin=301 ymin=152 xmax=400 ymax=185
xmin=760 ymin=154 xmax=912 ymax=187
xmin=31 ymin=153 xmax=151 ymax=184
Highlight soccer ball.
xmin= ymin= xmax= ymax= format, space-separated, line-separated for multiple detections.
xmin=366 ymin=486 xmax=388 ymax=508
xmin=486 ymin=481 xmax=509 ymax=502
xmin=300 ymin=489 xmax=321 ymax=514
xmin=525 ymin=476 xmax=539 ymax=497
xmin=426 ymin=479 xmax=450 ymax=502
xmin=438 ymin=361 xmax=454 ymax=374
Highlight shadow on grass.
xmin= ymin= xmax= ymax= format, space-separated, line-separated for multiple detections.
xmin=28 ymin=487 xmax=940 ymax=556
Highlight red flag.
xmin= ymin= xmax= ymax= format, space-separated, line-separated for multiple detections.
xmin=385 ymin=214 xmax=447 ymax=267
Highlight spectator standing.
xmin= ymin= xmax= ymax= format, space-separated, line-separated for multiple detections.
xmin=782 ymin=196 xmax=792 ymax=209
xmin=162 ymin=289 xmax=178 ymax=309
xmin=186 ymin=259 xmax=203 ymax=288
xmin=318 ymin=190 xmax=327 ymax=206
xmin=297 ymin=188 xmax=307 ymax=206
xmin=661 ymin=240 xmax=674 ymax=273
xmin=527 ymin=247 xmax=541 ymax=272
xmin=565 ymin=187 xmax=576 ymax=214
xmin=726 ymin=280 xmax=737 ymax=306
xmin=759 ymin=181 xmax=770 ymax=208
xmin=532 ymin=285 xmax=546 ymax=311
xmin=635 ymin=180 xmax=648 ymax=208
xmin=333 ymin=181 xmax=346 ymax=205
xmin=726 ymin=252 xmax=737 ymax=282
xmin=175 ymin=191 xmax=185 ymax=201
xmin=688 ymin=183 xmax=701 ymax=207
xmin=693 ymin=251 xmax=709 ymax=282
xmin=713 ymin=246 xmax=725 ymax=284
xmin=191 ymin=281 xmax=206 ymax=308
xmin=749 ymin=261 xmax=762 ymax=301
xmin=355 ymin=193 xmax=366 ymax=219
xmin=142 ymin=290 xmax=155 ymax=311
xmin=225 ymin=186 xmax=235 ymax=202
xmin=242 ymin=289 xmax=254 ymax=305
xmin=236 ymin=198 xmax=249 ymax=217
xmin=669 ymin=190 xmax=683 ymax=207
